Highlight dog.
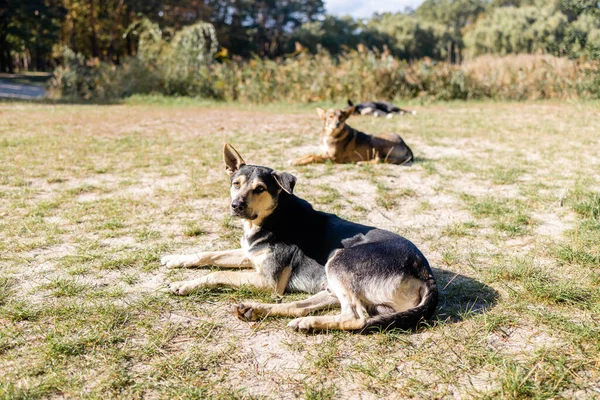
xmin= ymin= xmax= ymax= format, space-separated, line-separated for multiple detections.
xmin=160 ymin=144 xmax=438 ymax=332
xmin=291 ymin=107 xmax=414 ymax=166
xmin=347 ymin=100 xmax=416 ymax=118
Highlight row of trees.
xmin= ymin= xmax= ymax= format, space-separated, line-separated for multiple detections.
xmin=1 ymin=0 xmax=324 ymax=72
xmin=292 ymin=0 xmax=600 ymax=63
xmin=1 ymin=0 xmax=599 ymax=73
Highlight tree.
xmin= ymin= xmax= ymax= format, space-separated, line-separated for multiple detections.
xmin=564 ymin=13 xmax=600 ymax=58
xmin=0 ymin=0 xmax=65 ymax=72
xmin=560 ymin=0 xmax=600 ymax=20
xmin=463 ymin=5 xmax=569 ymax=57
xmin=368 ymin=13 xmax=453 ymax=60
xmin=417 ymin=0 xmax=487 ymax=62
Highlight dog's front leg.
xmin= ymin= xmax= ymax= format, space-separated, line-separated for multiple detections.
xmin=356 ymin=158 xmax=381 ymax=166
xmin=160 ymin=249 xmax=252 ymax=269
xmin=233 ymin=290 xmax=340 ymax=321
xmin=290 ymin=154 xmax=331 ymax=166
xmin=169 ymin=271 xmax=271 ymax=295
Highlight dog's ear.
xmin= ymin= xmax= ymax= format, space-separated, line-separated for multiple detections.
xmin=271 ymin=171 xmax=296 ymax=195
xmin=342 ymin=106 xmax=356 ymax=120
xmin=223 ymin=143 xmax=246 ymax=177
xmin=347 ymin=99 xmax=354 ymax=107
xmin=316 ymin=107 xmax=326 ymax=120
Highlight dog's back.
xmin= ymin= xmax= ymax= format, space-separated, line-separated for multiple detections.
xmin=352 ymin=129 xmax=413 ymax=164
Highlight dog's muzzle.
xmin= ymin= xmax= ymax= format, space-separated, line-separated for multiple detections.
xmin=230 ymin=199 xmax=255 ymax=219
xmin=230 ymin=199 xmax=246 ymax=214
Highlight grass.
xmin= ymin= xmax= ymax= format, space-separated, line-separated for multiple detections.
xmin=0 ymin=98 xmax=599 ymax=398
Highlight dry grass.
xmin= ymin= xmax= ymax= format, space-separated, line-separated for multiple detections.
xmin=0 ymin=99 xmax=599 ymax=398
xmin=53 ymin=49 xmax=600 ymax=102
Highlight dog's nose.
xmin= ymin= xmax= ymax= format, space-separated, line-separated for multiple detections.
xmin=231 ymin=199 xmax=246 ymax=212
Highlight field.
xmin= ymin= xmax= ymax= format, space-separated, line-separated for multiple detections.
xmin=1 ymin=98 xmax=599 ymax=398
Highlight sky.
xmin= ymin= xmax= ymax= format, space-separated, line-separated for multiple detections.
xmin=324 ymin=0 xmax=426 ymax=18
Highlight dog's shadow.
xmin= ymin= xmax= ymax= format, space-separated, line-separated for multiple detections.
xmin=432 ymin=267 xmax=499 ymax=324
xmin=410 ymin=156 xmax=434 ymax=165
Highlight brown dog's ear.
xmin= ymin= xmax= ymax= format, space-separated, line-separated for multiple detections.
xmin=342 ymin=106 xmax=356 ymax=120
xmin=223 ymin=143 xmax=246 ymax=177
xmin=271 ymin=171 xmax=296 ymax=195
xmin=316 ymin=107 xmax=326 ymax=120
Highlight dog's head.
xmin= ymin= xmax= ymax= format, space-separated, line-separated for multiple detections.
xmin=316 ymin=106 xmax=355 ymax=136
xmin=223 ymin=144 xmax=296 ymax=223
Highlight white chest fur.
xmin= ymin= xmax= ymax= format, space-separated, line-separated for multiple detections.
xmin=241 ymin=221 xmax=268 ymax=271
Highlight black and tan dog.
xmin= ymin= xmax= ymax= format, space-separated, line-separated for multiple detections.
xmin=291 ymin=107 xmax=413 ymax=166
xmin=161 ymin=144 xmax=437 ymax=332
xmin=348 ymin=100 xmax=416 ymax=118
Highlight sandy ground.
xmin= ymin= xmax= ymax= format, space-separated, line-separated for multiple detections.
xmin=0 ymin=101 xmax=599 ymax=398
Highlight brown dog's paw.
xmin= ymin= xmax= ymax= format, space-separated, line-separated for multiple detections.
xmin=231 ymin=303 xmax=258 ymax=321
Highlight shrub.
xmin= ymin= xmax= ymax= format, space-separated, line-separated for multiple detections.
xmin=50 ymin=23 xmax=600 ymax=103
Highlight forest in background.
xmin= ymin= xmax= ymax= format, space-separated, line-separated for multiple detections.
xmin=2 ymin=0 xmax=600 ymax=73
xmin=1 ymin=0 xmax=599 ymax=101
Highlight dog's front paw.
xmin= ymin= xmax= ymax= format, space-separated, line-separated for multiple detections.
xmin=231 ymin=303 xmax=261 ymax=321
xmin=289 ymin=158 xmax=306 ymax=166
xmin=168 ymin=280 xmax=195 ymax=296
xmin=287 ymin=317 xmax=315 ymax=332
xmin=160 ymin=255 xmax=190 ymax=268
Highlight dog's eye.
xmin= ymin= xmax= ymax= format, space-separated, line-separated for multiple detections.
xmin=232 ymin=181 xmax=240 ymax=189
xmin=254 ymin=186 xmax=265 ymax=193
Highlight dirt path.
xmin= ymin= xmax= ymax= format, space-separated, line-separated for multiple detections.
xmin=0 ymin=73 xmax=48 ymax=99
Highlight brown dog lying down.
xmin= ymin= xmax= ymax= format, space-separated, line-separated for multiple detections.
xmin=291 ymin=106 xmax=414 ymax=166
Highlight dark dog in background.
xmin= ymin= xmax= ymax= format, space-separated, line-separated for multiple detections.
xmin=161 ymin=144 xmax=437 ymax=332
xmin=348 ymin=100 xmax=416 ymax=118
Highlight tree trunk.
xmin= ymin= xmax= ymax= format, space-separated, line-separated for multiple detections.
xmin=0 ymin=33 xmax=5 ymax=72
xmin=106 ymin=0 xmax=125 ymax=62
xmin=89 ymin=0 xmax=99 ymax=58
xmin=0 ymin=33 xmax=14 ymax=73
xmin=35 ymin=47 xmax=41 ymax=71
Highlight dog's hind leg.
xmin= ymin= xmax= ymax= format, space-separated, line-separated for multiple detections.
xmin=233 ymin=290 xmax=340 ymax=321
xmin=287 ymin=277 xmax=368 ymax=331
xmin=169 ymin=271 xmax=270 ymax=295
xmin=161 ymin=249 xmax=252 ymax=269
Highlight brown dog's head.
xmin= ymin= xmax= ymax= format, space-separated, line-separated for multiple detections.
xmin=223 ymin=144 xmax=296 ymax=224
xmin=316 ymin=106 xmax=355 ymax=136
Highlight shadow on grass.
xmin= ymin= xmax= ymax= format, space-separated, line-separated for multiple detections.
xmin=357 ymin=268 xmax=498 ymax=335
xmin=433 ymin=267 xmax=499 ymax=323
xmin=411 ymin=156 xmax=435 ymax=165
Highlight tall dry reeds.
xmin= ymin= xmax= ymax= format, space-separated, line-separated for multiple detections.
xmin=51 ymin=46 xmax=600 ymax=102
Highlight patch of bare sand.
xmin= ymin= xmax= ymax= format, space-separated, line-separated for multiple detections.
xmin=487 ymin=325 xmax=564 ymax=358
xmin=533 ymin=211 xmax=575 ymax=238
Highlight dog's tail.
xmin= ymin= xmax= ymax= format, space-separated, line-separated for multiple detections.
xmin=360 ymin=277 xmax=438 ymax=334
xmin=347 ymin=99 xmax=354 ymax=107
